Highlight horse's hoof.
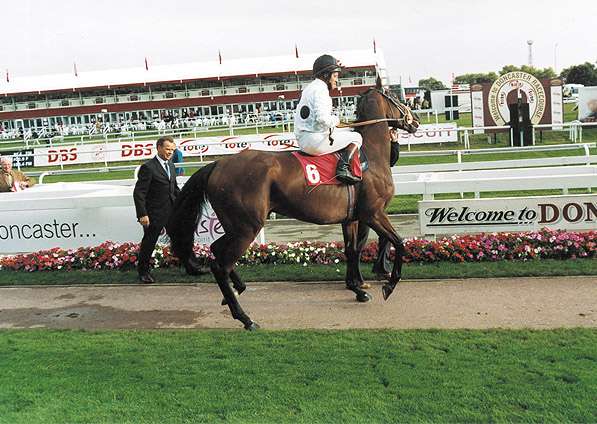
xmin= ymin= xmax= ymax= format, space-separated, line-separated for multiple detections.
xmin=245 ymin=322 xmax=260 ymax=331
xmin=356 ymin=292 xmax=372 ymax=303
xmin=382 ymin=284 xmax=393 ymax=300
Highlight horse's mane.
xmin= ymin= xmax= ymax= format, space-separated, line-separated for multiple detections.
xmin=355 ymin=87 xmax=409 ymax=125
xmin=354 ymin=88 xmax=375 ymax=123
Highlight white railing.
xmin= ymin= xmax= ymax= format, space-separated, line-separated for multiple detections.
xmin=393 ymin=165 xmax=597 ymax=200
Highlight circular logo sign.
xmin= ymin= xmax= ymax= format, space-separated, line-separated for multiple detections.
xmin=488 ymin=72 xmax=546 ymax=125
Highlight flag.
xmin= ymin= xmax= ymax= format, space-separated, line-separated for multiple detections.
xmin=145 ymin=56 xmax=149 ymax=70
xmin=218 ymin=49 xmax=222 ymax=65
xmin=5 ymin=69 xmax=8 ymax=83
xmin=373 ymin=39 xmax=376 ymax=54
xmin=74 ymin=62 xmax=78 ymax=77
xmin=295 ymin=44 xmax=299 ymax=59
xmin=452 ymin=72 xmax=455 ymax=84
xmin=408 ymin=75 xmax=412 ymax=84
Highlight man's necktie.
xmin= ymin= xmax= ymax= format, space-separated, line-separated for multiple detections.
xmin=164 ymin=162 xmax=170 ymax=179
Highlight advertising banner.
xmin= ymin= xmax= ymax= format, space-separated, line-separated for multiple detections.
xmin=419 ymin=194 xmax=597 ymax=236
xmin=33 ymin=133 xmax=298 ymax=167
xmin=578 ymin=86 xmax=597 ymax=123
xmin=0 ymin=183 xmax=139 ymax=253
xmin=177 ymin=133 xmax=298 ymax=159
xmin=0 ymin=183 xmax=228 ymax=254
xmin=397 ymin=123 xmax=457 ymax=145
xmin=2 ymin=149 xmax=35 ymax=168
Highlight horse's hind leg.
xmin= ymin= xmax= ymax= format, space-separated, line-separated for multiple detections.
xmin=229 ymin=268 xmax=246 ymax=295
xmin=211 ymin=236 xmax=246 ymax=296
xmin=211 ymin=233 xmax=260 ymax=330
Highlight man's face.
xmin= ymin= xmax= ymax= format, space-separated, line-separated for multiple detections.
xmin=329 ymin=72 xmax=339 ymax=90
xmin=157 ymin=141 xmax=176 ymax=161
xmin=1 ymin=159 xmax=12 ymax=174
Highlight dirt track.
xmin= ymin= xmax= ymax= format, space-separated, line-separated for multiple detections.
xmin=1 ymin=276 xmax=595 ymax=330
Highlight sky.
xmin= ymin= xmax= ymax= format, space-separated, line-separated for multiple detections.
xmin=1 ymin=0 xmax=594 ymax=86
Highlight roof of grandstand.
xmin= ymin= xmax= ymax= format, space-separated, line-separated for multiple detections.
xmin=1 ymin=49 xmax=385 ymax=96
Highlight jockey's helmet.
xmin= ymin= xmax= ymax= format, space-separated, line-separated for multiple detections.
xmin=313 ymin=54 xmax=342 ymax=78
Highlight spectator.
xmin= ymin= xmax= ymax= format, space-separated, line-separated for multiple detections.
xmin=0 ymin=156 xmax=35 ymax=193
xmin=172 ymin=147 xmax=185 ymax=176
xmin=133 ymin=138 xmax=207 ymax=283
xmin=133 ymin=137 xmax=181 ymax=283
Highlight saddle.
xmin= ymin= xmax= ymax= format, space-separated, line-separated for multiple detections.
xmin=292 ymin=150 xmax=369 ymax=186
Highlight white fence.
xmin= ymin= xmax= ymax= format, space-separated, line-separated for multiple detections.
xmin=394 ymin=165 xmax=597 ymax=200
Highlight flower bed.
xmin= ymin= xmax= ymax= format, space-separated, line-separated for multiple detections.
xmin=0 ymin=228 xmax=595 ymax=272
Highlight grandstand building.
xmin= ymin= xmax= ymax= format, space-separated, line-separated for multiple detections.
xmin=0 ymin=49 xmax=387 ymax=134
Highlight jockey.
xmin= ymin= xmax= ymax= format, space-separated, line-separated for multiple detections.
xmin=294 ymin=54 xmax=363 ymax=184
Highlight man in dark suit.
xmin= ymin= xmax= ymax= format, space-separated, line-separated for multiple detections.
xmin=133 ymin=136 xmax=207 ymax=283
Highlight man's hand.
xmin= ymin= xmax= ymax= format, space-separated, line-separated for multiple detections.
xmin=390 ymin=129 xmax=398 ymax=142
xmin=139 ymin=216 xmax=150 ymax=228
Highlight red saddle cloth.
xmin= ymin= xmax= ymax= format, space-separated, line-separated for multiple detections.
xmin=292 ymin=151 xmax=362 ymax=185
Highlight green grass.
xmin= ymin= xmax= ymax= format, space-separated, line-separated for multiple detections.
xmin=1 ymin=258 xmax=596 ymax=286
xmin=0 ymin=328 xmax=595 ymax=423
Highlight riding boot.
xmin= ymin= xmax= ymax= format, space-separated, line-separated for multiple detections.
xmin=335 ymin=143 xmax=362 ymax=184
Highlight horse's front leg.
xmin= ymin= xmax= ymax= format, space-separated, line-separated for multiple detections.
xmin=365 ymin=213 xmax=404 ymax=300
xmin=342 ymin=221 xmax=372 ymax=302
xmin=382 ymin=234 xmax=404 ymax=300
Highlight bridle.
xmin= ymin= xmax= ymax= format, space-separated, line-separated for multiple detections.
xmin=339 ymin=88 xmax=415 ymax=128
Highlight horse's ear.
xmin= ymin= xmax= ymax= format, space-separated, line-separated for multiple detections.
xmin=376 ymin=76 xmax=383 ymax=90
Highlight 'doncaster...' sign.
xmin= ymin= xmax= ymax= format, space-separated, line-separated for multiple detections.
xmin=419 ymin=194 xmax=597 ymax=236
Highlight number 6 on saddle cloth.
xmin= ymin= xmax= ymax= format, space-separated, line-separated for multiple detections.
xmin=292 ymin=150 xmax=369 ymax=185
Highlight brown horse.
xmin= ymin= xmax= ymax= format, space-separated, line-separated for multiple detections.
xmin=167 ymin=78 xmax=419 ymax=330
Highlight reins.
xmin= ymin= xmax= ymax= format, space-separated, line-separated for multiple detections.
xmin=337 ymin=88 xmax=414 ymax=128
xmin=338 ymin=118 xmax=398 ymax=128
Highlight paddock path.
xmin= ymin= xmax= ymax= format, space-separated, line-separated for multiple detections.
xmin=1 ymin=276 xmax=595 ymax=330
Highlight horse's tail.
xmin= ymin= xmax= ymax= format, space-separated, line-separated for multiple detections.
xmin=167 ymin=161 xmax=217 ymax=264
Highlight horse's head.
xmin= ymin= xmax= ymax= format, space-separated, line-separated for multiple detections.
xmin=356 ymin=78 xmax=420 ymax=134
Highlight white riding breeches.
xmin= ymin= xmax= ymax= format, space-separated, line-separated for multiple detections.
xmin=296 ymin=127 xmax=362 ymax=156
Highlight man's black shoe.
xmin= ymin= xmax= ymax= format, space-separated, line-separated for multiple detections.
xmin=185 ymin=258 xmax=211 ymax=276
xmin=139 ymin=274 xmax=155 ymax=284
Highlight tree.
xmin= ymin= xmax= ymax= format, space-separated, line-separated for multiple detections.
xmin=418 ymin=77 xmax=445 ymax=91
xmin=454 ymin=72 xmax=498 ymax=84
xmin=560 ymin=62 xmax=597 ymax=86
xmin=499 ymin=65 xmax=557 ymax=79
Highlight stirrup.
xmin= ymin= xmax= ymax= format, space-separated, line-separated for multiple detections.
xmin=336 ymin=170 xmax=361 ymax=184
